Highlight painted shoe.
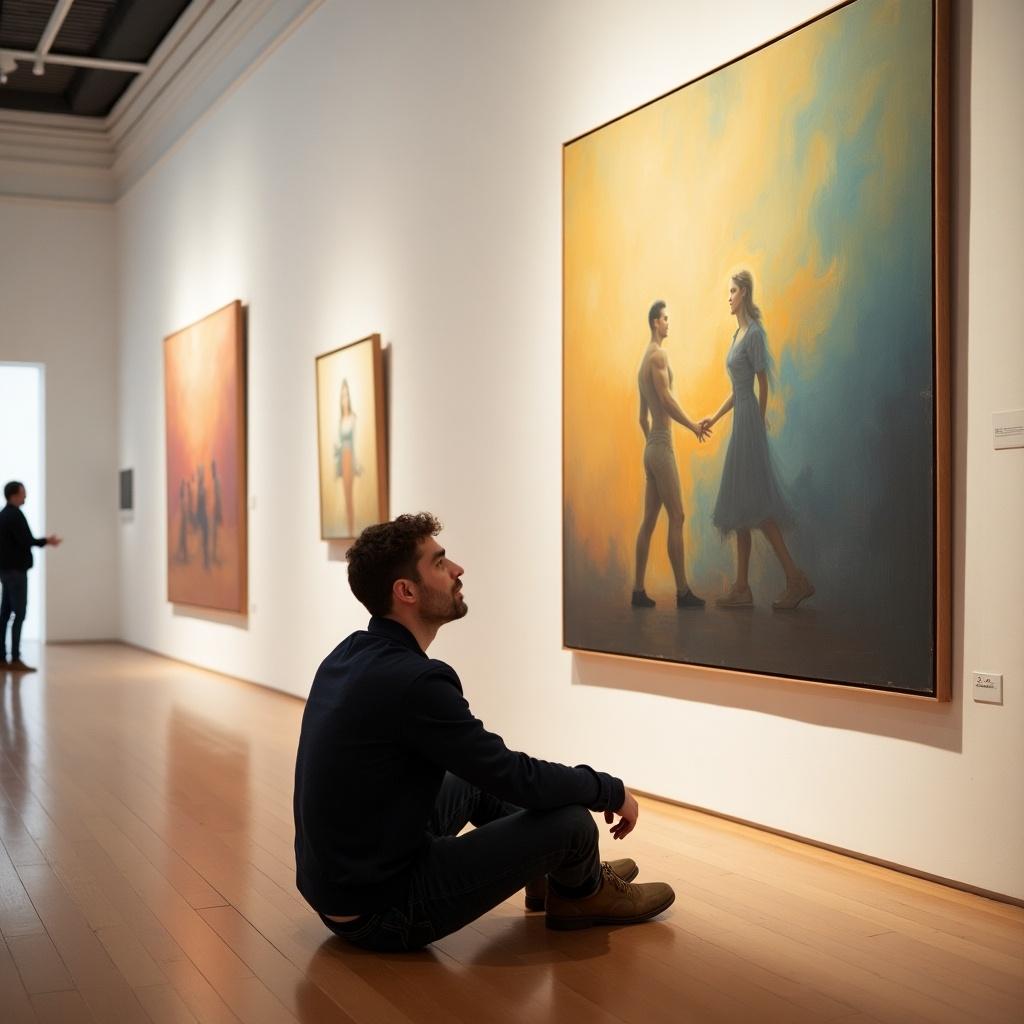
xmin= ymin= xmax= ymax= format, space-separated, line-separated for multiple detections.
xmin=772 ymin=572 xmax=815 ymax=611
xmin=676 ymin=588 xmax=706 ymax=609
xmin=545 ymin=863 xmax=675 ymax=930
xmin=715 ymin=586 xmax=753 ymax=609
xmin=631 ymin=589 xmax=656 ymax=608
xmin=525 ymin=858 xmax=639 ymax=911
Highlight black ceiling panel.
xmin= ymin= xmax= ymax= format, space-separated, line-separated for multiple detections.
xmin=0 ymin=1 xmax=56 ymax=51
xmin=0 ymin=0 xmax=192 ymax=117
xmin=53 ymin=0 xmax=118 ymax=56
xmin=5 ymin=56 xmax=74 ymax=95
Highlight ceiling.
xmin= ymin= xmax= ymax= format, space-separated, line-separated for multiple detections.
xmin=0 ymin=0 xmax=192 ymax=117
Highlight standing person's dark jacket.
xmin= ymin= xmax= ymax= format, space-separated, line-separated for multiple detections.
xmin=293 ymin=616 xmax=625 ymax=916
xmin=0 ymin=504 xmax=48 ymax=571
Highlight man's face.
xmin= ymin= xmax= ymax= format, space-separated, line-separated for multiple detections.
xmin=413 ymin=536 xmax=467 ymax=623
xmin=654 ymin=309 xmax=669 ymax=340
xmin=9 ymin=487 xmax=25 ymax=507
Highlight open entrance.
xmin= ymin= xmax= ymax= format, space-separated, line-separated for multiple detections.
xmin=0 ymin=363 xmax=46 ymax=649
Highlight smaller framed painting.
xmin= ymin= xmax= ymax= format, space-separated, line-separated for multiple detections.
xmin=315 ymin=334 xmax=388 ymax=541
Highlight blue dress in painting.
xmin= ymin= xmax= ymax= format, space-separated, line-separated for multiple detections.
xmin=712 ymin=321 xmax=794 ymax=534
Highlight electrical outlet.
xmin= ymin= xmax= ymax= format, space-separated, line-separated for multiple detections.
xmin=972 ymin=671 xmax=1003 ymax=704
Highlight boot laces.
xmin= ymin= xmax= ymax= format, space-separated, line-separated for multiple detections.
xmin=603 ymin=862 xmax=632 ymax=894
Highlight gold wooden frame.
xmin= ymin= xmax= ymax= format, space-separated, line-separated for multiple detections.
xmin=314 ymin=334 xmax=389 ymax=542
xmin=562 ymin=0 xmax=951 ymax=699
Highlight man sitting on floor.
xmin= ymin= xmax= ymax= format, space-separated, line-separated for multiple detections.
xmin=293 ymin=512 xmax=675 ymax=951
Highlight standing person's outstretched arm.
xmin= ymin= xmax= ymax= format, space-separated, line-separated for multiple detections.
xmin=14 ymin=508 xmax=60 ymax=549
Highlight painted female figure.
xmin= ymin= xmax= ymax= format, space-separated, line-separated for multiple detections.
xmin=702 ymin=271 xmax=814 ymax=610
xmin=334 ymin=379 xmax=357 ymax=538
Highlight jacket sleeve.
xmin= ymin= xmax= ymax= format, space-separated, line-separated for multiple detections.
xmin=16 ymin=510 xmax=46 ymax=548
xmin=400 ymin=667 xmax=625 ymax=813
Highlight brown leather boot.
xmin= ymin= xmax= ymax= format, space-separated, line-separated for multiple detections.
xmin=524 ymin=858 xmax=638 ymax=911
xmin=545 ymin=862 xmax=674 ymax=929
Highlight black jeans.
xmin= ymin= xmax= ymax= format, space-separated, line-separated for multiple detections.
xmin=320 ymin=773 xmax=602 ymax=951
xmin=0 ymin=571 xmax=28 ymax=661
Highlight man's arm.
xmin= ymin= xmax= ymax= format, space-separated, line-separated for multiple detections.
xmin=402 ymin=668 xmax=625 ymax=814
xmin=651 ymin=350 xmax=701 ymax=437
xmin=14 ymin=509 xmax=51 ymax=548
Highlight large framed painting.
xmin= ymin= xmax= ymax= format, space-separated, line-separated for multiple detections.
xmin=315 ymin=334 xmax=388 ymax=541
xmin=563 ymin=0 xmax=950 ymax=698
xmin=164 ymin=300 xmax=247 ymax=613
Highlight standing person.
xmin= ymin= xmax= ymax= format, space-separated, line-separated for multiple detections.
xmin=294 ymin=513 xmax=675 ymax=952
xmin=632 ymin=300 xmax=708 ymax=610
xmin=334 ymin=379 xmax=357 ymax=538
xmin=700 ymin=270 xmax=814 ymax=610
xmin=0 ymin=481 xmax=61 ymax=673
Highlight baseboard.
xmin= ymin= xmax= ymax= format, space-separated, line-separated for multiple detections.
xmin=45 ymin=637 xmax=122 ymax=645
xmin=630 ymin=788 xmax=1023 ymax=909
xmin=115 ymin=639 xmax=298 ymax=701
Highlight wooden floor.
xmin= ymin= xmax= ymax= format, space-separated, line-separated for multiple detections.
xmin=0 ymin=645 xmax=1021 ymax=1024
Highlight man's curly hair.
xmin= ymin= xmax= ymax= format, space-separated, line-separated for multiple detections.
xmin=346 ymin=513 xmax=442 ymax=616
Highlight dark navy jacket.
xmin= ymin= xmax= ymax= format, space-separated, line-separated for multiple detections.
xmin=293 ymin=616 xmax=625 ymax=915
xmin=0 ymin=504 xmax=47 ymax=572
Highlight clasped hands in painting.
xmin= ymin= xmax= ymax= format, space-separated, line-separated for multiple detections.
xmin=694 ymin=412 xmax=770 ymax=443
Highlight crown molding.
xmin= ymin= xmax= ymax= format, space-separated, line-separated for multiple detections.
xmin=0 ymin=0 xmax=321 ymax=204
xmin=0 ymin=108 xmax=116 ymax=201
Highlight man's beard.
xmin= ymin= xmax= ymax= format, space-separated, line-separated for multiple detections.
xmin=420 ymin=581 xmax=468 ymax=623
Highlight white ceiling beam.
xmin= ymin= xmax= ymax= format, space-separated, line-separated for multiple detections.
xmin=35 ymin=0 xmax=76 ymax=62
xmin=0 ymin=49 xmax=148 ymax=74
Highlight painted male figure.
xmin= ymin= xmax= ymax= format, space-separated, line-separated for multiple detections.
xmin=632 ymin=300 xmax=707 ymax=609
xmin=0 ymin=481 xmax=62 ymax=673
xmin=293 ymin=513 xmax=675 ymax=951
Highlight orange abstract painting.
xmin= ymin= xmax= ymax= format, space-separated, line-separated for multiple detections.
xmin=164 ymin=301 xmax=247 ymax=612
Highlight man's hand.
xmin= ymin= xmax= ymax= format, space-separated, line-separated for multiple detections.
xmin=604 ymin=788 xmax=639 ymax=840
xmin=46 ymin=535 xmax=62 ymax=547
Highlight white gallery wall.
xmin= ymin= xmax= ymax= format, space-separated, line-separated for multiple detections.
xmin=0 ymin=198 xmax=118 ymax=642
xmin=116 ymin=0 xmax=1023 ymax=899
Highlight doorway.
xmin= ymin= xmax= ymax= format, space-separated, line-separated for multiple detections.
xmin=0 ymin=363 xmax=45 ymax=646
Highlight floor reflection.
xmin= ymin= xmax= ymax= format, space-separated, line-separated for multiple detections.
xmin=0 ymin=666 xmax=28 ymax=771
xmin=292 ymin=905 xmax=637 ymax=1023
xmin=167 ymin=703 xmax=251 ymax=857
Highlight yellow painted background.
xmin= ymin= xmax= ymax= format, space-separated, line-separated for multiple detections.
xmin=563 ymin=0 xmax=923 ymax=587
